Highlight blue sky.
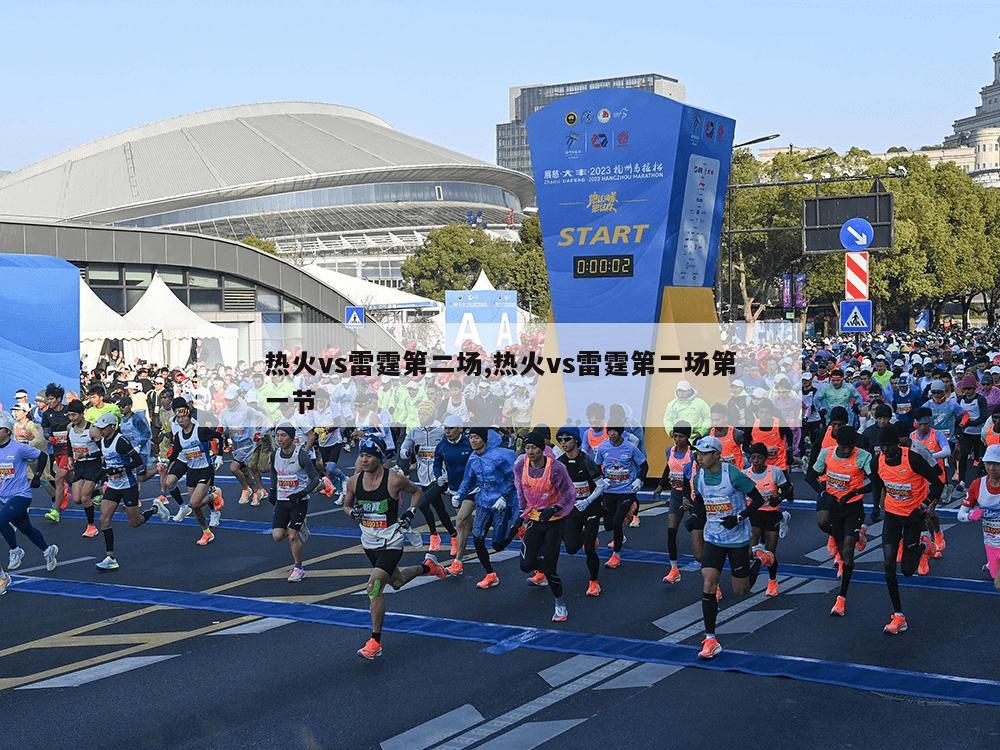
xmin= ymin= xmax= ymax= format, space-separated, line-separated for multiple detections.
xmin=1 ymin=0 xmax=996 ymax=171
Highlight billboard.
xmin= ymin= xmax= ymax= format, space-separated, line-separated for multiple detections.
xmin=444 ymin=289 xmax=518 ymax=354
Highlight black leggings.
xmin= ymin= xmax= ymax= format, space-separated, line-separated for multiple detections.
xmin=418 ymin=482 xmax=457 ymax=536
xmin=603 ymin=493 xmax=635 ymax=553
xmin=563 ymin=507 xmax=601 ymax=581
xmin=882 ymin=510 xmax=925 ymax=612
xmin=957 ymin=433 xmax=983 ymax=485
xmin=520 ymin=517 xmax=565 ymax=598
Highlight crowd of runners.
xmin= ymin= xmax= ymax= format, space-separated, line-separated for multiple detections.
xmin=2 ymin=330 xmax=999 ymax=662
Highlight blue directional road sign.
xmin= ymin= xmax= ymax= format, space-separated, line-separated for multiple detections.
xmin=840 ymin=217 xmax=874 ymax=251
xmin=344 ymin=306 xmax=365 ymax=329
xmin=840 ymin=299 xmax=872 ymax=333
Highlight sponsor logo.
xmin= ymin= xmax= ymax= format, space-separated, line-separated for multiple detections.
xmin=597 ymin=108 xmax=611 ymax=124
xmin=583 ymin=110 xmax=593 ymax=124
xmin=565 ymin=111 xmax=578 ymax=126
xmin=616 ymin=130 xmax=629 ymax=146
xmin=692 ymin=114 xmax=702 ymax=134
xmin=566 ymin=131 xmax=580 ymax=148
xmin=558 ymin=224 xmax=650 ymax=246
xmin=586 ymin=191 xmax=618 ymax=213
xmin=717 ymin=123 xmax=725 ymax=142
xmin=614 ymin=107 xmax=628 ymax=120
xmin=705 ymin=120 xmax=716 ymax=139
xmin=565 ymin=131 xmax=583 ymax=158
xmin=591 ymin=133 xmax=609 ymax=149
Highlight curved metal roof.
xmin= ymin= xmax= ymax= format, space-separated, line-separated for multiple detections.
xmin=0 ymin=102 xmax=534 ymax=222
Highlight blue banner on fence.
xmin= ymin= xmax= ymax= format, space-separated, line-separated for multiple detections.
xmin=444 ymin=289 xmax=518 ymax=354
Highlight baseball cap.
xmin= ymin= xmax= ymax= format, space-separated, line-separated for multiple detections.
xmin=985 ymin=444 xmax=1000 ymax=464
xmin=154 ymin=376 xmax=164 ymax=384
xmin=442 ymin=415 xmax=462 ymax=428
xmin=128 ymin=381 xmax=141 ymax=390
xmin=930 ymin=380 xmax=946 ymax=392
xmin=752 ymin=387 xmax=769 ymax=399
xmin=93 ymin=412 xmax=118 ymax=429
xmin=802 ymin=372 xmax=813 ymax=381
xmin=224 ymin=385 xmax=240 ymax=400
xmin=693 ymin=436 xmax=723 ymax=453
xmin=0 ymin=413 xmax=13 ymax=431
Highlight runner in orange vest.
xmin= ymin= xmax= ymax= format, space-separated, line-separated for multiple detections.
xmin=874 ymin=424 xmax=943 ymax=635
xmin=582 ymin=402 xmax=608 ymax=458
xmin=653 ymin=422 xmax=698 ymax=583
xmin=750 ymin=406 xmax=791 ymax=474
xmin=909 ymin=407 xmax=951 ymax=558
xmin=744 ymin=442 xmax=793 ymax=597
xmin=811 ymin=426 xmax=872 ymax=616
xmin=806 ymin=405 xmax=854 ymax=556
xmin=709 ymin=403 xmax=746 ymax=470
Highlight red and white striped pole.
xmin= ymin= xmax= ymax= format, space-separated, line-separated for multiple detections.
xmin=845 ymin=252 xmax=869 ymax=300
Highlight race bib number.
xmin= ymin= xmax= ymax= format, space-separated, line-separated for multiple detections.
xmin=606 ymin=468 xmax=629 ymax=483
xmin=669 ymin=471 xmax=685 ymax=490
xmin=826 ymin=471 xmax=850 ymax=492
xmin=884 ymin=481 xmax=912 ymax=500
xmin=704 ymin=500 xmax=733 ymax=517
xmin=277 ymin=478 xmax=299 ymax=491
xmin=0 ymin=462 xmax=13 ymax=478
xmin=182 ymin=448 xmax=204 ymax=462
xmin=897 ymin=403 xmax=911 ymax=414
xmin=72 ymin=445 xmax=92 ymax=459
xmin=53 ymin=431 xmax=69 ymax=444
xmin=767 ymin=445 xmax=778 ymax=458
xmin=418 ymin=448 xmax=435 ymax=460
xmin=574 ymin=481 xmax=590 ymax=498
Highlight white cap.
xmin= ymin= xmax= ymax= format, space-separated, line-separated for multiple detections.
xmin=802 ymin=372 xmax=813 ymax=381
xmin=128 ymin=381 xmax=141 ymax=390
xmin=990 ymin=366 xmax=1000 ymax=375
xmin=442 ymin=415 xmax=462 ymax=428
xmin=407 ymin=381 xmax=420 ymax=390
xmin=154 ymin=376 xmax=165 ymax=384
xmin=984 ymin=444 xmax=1000 ymax=464
xmin=731 ymin=379 xmax=745 ymax=388
xmin=752 ymin=387 xmax=769 ymax=399
xmin=224 ymin=386 xmax=240 ymax=400
xmin=694 ymin=436 xmax=723 ymax=453
xmin=93 ymin=412 xmax=118 ymax=429
xmin=892 ymin=359 xmax=904 ymax=367
xmin=0 ymin=413 xmax=13 ymax=430
xmin=676 ymin=379 xmax=693 ymax=391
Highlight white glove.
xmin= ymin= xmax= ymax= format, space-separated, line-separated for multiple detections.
xmin=492 ymin=497 xmax=507 ymax=512
xmin=574 ymin=497 xmax=591 ymax=512
xmin=630 ymin=478 xmax=643 ymax=493
xmin=957 ymin=504 xmax=971 ymax=522
xmin=213 ymin=455 xmax=223 ymax=470
xmin=452 ymin=494 xmax=461 ymax=509
xmin=437 ymin=473 xmax=448 ymax=487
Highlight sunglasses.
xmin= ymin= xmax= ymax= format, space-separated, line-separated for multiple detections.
xmin=556 ymin=435 xmax=575 ymax=442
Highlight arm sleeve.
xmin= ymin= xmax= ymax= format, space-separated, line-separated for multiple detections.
xmin=551 ymin=460 xmax=577 ymax=514
xmin=908 ymin=450 xmax=943 ymax=499
xmin=116 ymin=437 xmax=145 ymax=471
xmin=297 ymin=450 xmax=321 ymax=496
xmin=512 ymin=455 xmax=525 ymax=507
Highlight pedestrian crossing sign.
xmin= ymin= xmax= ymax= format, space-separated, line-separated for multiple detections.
xmin=345 ymin=306 xmax=365 ymax=329
xmin=839 ymin=299 xmax=872 ymax=333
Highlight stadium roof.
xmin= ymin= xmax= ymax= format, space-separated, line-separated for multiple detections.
xmin=0 ymin=102 xmax=534 ymax=223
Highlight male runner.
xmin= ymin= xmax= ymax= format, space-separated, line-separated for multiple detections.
xmin=556 ymin=425 xmax=607 ymax=596
xmin=594 ymin=426 xmax=647 ymax=569
xmin=66 ymin=400 xmax=103 ymax=537
xmin=745 ymin=441 xmax=794 ymax=596
xmin=41 ymin=383 xmax=72 ymax=521
xmin=164 ymin=398 xmax=222 ymax=544
xmin=343 ymin=437 xmax=445 ymax=659
xmin=270 ymin=424 xmax=321 ymax=581
xmin=219 ymin=386 xmax=266 ymax=504
xmin=435 ymin=416 xmax=475 ymax=576
xmin=653 ymin=422 xmax=697 ymax=584
xmin=400 ymin=402 xmax=457 ymax=552
xmin=910 ymin=407 xmax=951 ymax=557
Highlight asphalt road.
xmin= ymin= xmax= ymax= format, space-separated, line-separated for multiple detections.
xmin=3 ymin=468 xmax=998 ymax=750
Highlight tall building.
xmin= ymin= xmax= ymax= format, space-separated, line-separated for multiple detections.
xmin=496 ymin=74 xmax=685 ymax=177
xmin=943 ymin=47 xmax=1000 ymax=188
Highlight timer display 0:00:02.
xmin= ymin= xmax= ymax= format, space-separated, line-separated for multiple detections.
xmin=572 ymin=254 xmax=634 ymax=278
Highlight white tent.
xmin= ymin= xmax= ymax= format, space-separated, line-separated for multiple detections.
xmin=123 ymin=273 xmax=238 ymax=368
xmin=432 ymin=270 xmax=535 ymax=332
xmin=79 ymin=278 xmax=162 ymax=368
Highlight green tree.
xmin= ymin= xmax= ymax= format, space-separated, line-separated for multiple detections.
xmin=234 ymin=235 xmax=278 ymax=256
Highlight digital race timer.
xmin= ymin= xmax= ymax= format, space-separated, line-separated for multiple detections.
xmin=572 ymin=254 xmax=634 ymax=279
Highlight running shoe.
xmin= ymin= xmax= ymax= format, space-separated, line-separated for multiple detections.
xmin=258 ymin=488 xmax=269 ymax=503
xmin=173 ymin=505 xmax=193 ymax=523
xmin=933 ymin=532 xmax=946 ymax=558
xmin=663 ymin=567 xmax=681 ymax=584
xmin=93 ymin=490 xmax=103 ymax=506
xmin=0 ymin=570 xmax=9 ymax=596
xmin=586 ymin=580 xmax=602 ymax=597
xmin=856 ymin=525 xmax=868 ymax=552
xmin=423 ymin=554 xmax=446 ymax=580
xmin=716 ymin=586 xmax=723 ymax=602
xmin=196 ymin=530 xmax=215 ymax=546
xmin=830 ymin=595 xmax=846 ymax=617
xmin=238 ymin=489 xmax=251 ymax=505
xmin=405 ymin=529 xmax=423 ymax=548
xmin=551 ymin=603 xmax=569 ymax=622
xmin=953 ymin=481 xmax=967 ymax=499
xmin=208 ymin=510 xmax=222 ymax=528
xmin=43 ymin=544 xmax=58 ymax=572
xmin=428 ymin=534 xmax=442 ymax=552
xmin=152 ymin=498 xmax=170 ymax=522
xmin=250 ymin=489 xmax=261 ymax=506
xmin=605 ymin=553 xmax=622 ymax=569
xmin=447 ymin=559 xmax=464 ymax=577
xmin=82 ymin=524 xmax=99 ymax=538
xmin=826 ymin=536 xmax=837 ymax=557
xmin=450 ymin=535 xmax=459 ymax=557
xmin=95 ymin=555 xmax=119 ymax=571
xmin=60 ymin=484 xmax=70 ymax=510
xmin=334 ymin=496 xmax=344 ymax=506
xmin=357 ymin=638 xmax=382 ymax=660
xmin=211 ymin=488 xmax=224 ymax=511
xmin=516 ymin=525 xmax=526 ymax=540
xmin=319 ymin=477 xmax=335 ymax=497
xmin=778 ymin=510 xmax=791 ymax=540
xmin=476 ymin=572 xmax=499 ymax=589
xmin=298 ymin=521 xmax=310 ymax=546
xmin=917 ymin=538 xmax=931 ymax=576
xmin=287 ymin=566 xmax=305 ymax=582
xmin=527 ymin=571 xmax=548 ymax=586
xmin=896 ymin=542 xmax=903 ymax=563
xmin=883 ymin=613 xmax=908 ymax=634
xmin=8 ymin=547 xmax=25 ymax=571
xmin=629 ymin=514 xmax=640 ymax=528
xmin=44 ymin=508 xmax=60 ymax=523
xmin=753 ymin=546 xmax=775 ymax=568
xmin=698 ymin=637 xmax=722 ymax=659
xmin=766 ymin=579 xmax=779 ymax=597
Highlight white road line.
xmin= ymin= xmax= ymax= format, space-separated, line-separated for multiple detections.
xmin=381 ymin=704 xmax=485 ymax=750
xmin=17 ymin=655 xmax=180 ymax=689
xmin=14 ymin=556 xmax=94 ymax=574
xmin=716 ymin=609 xmax=793 ymax=634
xmin=538 ymin=655 xmax=611 ymax=688
xmin=474 ymin=719 xmax=586 ymax=750
xmin=209 ymin=617 xmax=294 ymax=636
xmin=307 ymin=508 xmax=342 ymax=517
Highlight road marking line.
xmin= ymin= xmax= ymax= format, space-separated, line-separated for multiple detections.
xmin=17 ymin=655 xmax=179 ymax=689
xmin=472 ymin=719 xmax=586 ymax=750
xmin=381 ymin=704 xmax=485 ymax=750
xmin=14 ymin=556 xmax=94 ymax=574
xmin=210 ymin=618 xmax=295 ymax=636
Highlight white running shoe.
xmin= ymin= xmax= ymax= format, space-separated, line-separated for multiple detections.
xmin=43 ymin=544 xmax=59 ymax=572
xmin=208 ymin=509 xmax=222 ymax=528
xmin=173 ymin=505 xmax=193 ymax=522
xmin=406 ymin=529 xmax=423 ymax=548
xmin=334 ymin=496 xmax=344 ymax=506
xmin=0 ymin=570 xmax=9 ymax=595
xmin=8 ymin=547 xmax=25 ymax=571
xmin=779 ymin=510 xmax=791 ymax=540
xmin=552 ymin=603 xmax=569 ymax=622
xmin=95 ymin=555 xmax=120 ymax=571
xmin=287 ymin=566 xmax=305 ymax=582
xmin=152 ymin=498 xmax=171 ymax=522
xmin=298 ymin=521 xmax=310 ymax=545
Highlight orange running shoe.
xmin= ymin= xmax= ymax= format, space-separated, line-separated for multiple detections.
xmin=754 ymin=547 xmax=775 ymax=567
xmin=830 ymin=595 xmax=846 ymax=617
xmin=917 ymin=547 xmax=931 ymax=576
xmin=422 ymin=554 xmax=446 ymax=580
xmin=197 ymin=529 xmax=215 ymax=546
xmin=827 ymin=536 xmax=837 ymax=556
xmin=716 ymin=586 xmax=723 ymax=602
xmin=933 ymin=532 xmax=946 ymax=556
xmin=605 ymin=553 xmax=621 ymax=569
xmin=60 ymin=484 xmax=70 ymax=510
xmin=319 ymin=477 xmax=334 ymax=497
xmin=211 ymin=488 xmax=224 ymax=511
xmin=447 ymin=560 xmax=464 ymax=577
xmin=766 ymin=579 xmax=779 ymax=597
xmin=450 ymin=535 xmax=459 ymax=556
xmin=855 ymin=525 xmax=868 ymax=552
xmin=428 ymin=534 xmax=442 ymax=552
xmin=663 ymin=567 xmax=681 ymax=584
xmin=586 ymin=580 xmax=601 ymax=597
xmin=527 ymin=571 xmax=548 ymax=586
xmin=836 ymin=561 xmax=843 ymax=579
xmin=357 ymin=638 xmax=382 ymax=659
xmin=476 ymin=572 xmax=499 ymax=589
xmin=238 ymin=489 xmax=251 ymax=505
xmin=698 ymin=637 xmax=722 ymax=659
xmin=516 ymin=525 xmax=526 ymax=540
xmin=883 ymin=613 xmax=908 ymax=634
xmin=82 ymin=524 xmax=99 ymax=538
xmin=896 ymin=542 xmax=903 ymax=563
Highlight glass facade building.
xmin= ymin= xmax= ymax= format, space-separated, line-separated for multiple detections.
xmin=496 ymin=74 xmax=686 ymax=177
